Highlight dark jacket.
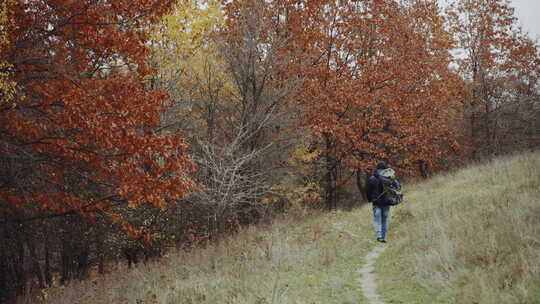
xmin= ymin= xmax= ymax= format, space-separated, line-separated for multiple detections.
xmin=366 ymin=169 xmax=400 ymax=206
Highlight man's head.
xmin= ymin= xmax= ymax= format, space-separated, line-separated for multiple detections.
xmin=377 ymin=160 xmax=387 ymax=169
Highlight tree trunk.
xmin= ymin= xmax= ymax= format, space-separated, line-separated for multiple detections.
xmin=325 ymin=136 xmax=336 ymax=210
xmin=77 ymin=246 xmax=90 ymax=280
xmin=95 ymin=226 xmax=105 ymax=275
xmin=470 ymin=96 xmax=479 ymax=160
xmin=0 ymin=252 xmax=7 ymax=302
xmin=44 ymin=233 xmax=52 ymax=287
xmin=60 ymin=236 xmax=72 ymax=285
xmin=25 ymin=233 xmax=45 ymax=288
xmin=14 ymin=236 xmax=26 ymax=296
xmin=356 ymin=169 xmax=368 ymax=202
xmin=0 ymin=222 xmax=8 ymax=302
xmin=419 ymin=160 xmax=429 ymax=178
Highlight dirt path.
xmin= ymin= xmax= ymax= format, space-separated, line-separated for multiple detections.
xmin=358 ymin=245 xmax=386 ymax=304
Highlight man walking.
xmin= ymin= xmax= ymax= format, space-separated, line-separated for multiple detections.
xmin=366 ymin=160 xmax=401 ymax=243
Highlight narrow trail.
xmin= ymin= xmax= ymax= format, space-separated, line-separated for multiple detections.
xmin=358 ymin=245 xmax=386 ymax=304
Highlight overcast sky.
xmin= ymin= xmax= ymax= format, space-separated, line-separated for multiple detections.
xmin=438 ymin=0 xmax=540 ymax=40
xmin=511 ymin=0 xmax=540 ymax=40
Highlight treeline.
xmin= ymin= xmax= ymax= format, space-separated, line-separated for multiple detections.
xmin=0 ymin=0 xmax=539 ymax=301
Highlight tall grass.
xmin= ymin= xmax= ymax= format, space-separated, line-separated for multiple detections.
xmin=19 ymin=209 xmax=376 ymax=304
xmin=19 ymin=152 xmax=539 ymax=304
xmin=378 ymin=151 xmax=540 ymax=304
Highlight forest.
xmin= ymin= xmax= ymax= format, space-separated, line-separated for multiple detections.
xmin=0 ymin=0 xmax=538 ymax=301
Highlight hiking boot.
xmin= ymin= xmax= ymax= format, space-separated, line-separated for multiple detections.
xmin=376 ymin=238 xmax=387 ymax=243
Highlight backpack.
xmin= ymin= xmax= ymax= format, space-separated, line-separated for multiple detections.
xmin=377 ymin=168 xmax=403 ymax=206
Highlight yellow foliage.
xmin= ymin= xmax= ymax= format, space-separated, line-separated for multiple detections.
xmin=150 ymin=0 xmax=225 ymax=73
xmin=149 ymin=0 xmax=235 ymax=136
xmin=289 ymin=140 xmax=320 ymax=165
xmin=0 ymin=0 xmax=15 ymax=45
xmin=268 ymin=180 xmax=321 ymax=216
xmin=286 ymin=183 xmax=320 ymax=203
xmin=283 ymin=182 xmax=321 ymax=217
xmin=259 ymin=137 xmax=322 ymax=216
xmin=285 ymin=138 xmax=320 ymax=185
xmin=0 ymin=62 xmax=16 ymax=105
xmin=0 ymin=0 xmax=17 ymax=106
xmin=159 ymin=0 xmax=223 ymax=54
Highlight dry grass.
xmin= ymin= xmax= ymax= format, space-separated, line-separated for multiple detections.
xmin=19 ymin=152 xmax=539 ymax=304
xmin=378 ymin=151 xmax=540 ymax=304
xmin=19 ymin=208 xmax=376 ymax=304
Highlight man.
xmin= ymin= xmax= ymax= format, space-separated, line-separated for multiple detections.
xmin=366 ymin=160 xmax=400 ymax=243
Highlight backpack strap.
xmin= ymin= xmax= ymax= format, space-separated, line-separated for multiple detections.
xmin=373 ymin=175 xmax=387 ymax=203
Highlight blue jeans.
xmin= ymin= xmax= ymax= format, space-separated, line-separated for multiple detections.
xmin=372 ymin=205 xmax=390 ymax=239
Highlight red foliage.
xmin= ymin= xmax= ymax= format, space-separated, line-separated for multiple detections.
xmin=0 ymin=0 xmax=197 ymax=233
xmin=225 ymin=0 xmax=464 ymax=176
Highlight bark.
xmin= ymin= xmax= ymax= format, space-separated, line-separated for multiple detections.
xmin=325 ymin=136 xmax=337 ymax=210
xmin=0 ymin=253 xmax=7 ymax=302
xmin=25 ymin=233 xmax=45 ymax=288
xmin=419 ymin=160 xmax=429 ymax=179
xmin=0 ymin=222 xmax=8 ymax=302
xmin=95 ymin=226 xmax=105 ymax=275
xmin=356 ymin=169 xmax=368 ymax=202
xmin=123 ymin=247 xmax=139 ymax=268
xmin=44 ymin=233 xmax=52 ymax=287
xmin=14 ymin=236 xmax=26 ymax=296
xmin=60 ymin=236 xmax=72 ymax=284
xmin=77 ymin=247 xmax=90 ymax=280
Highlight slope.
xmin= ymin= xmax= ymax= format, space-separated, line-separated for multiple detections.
xmin=23 ymin=210 xmax=379 ymax=303
xmin=377 ymin=151 xmax=540 ymax=303
xmin=20 ymin=152 xmax=540 ymax=304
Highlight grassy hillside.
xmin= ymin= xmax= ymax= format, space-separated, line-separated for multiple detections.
xmin=378 ymin=151 xmax=540 ymax=304
xmin=20 ymin=151 xmax=540 ymax=304
xmin=21 ymin=210 xmax=377 ymax=304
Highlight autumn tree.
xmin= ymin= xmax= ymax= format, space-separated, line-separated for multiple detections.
xmin=447 ymin=0 xmax=540 ymax=157
xmin=146 ymin=0 xmax=304 ymax=238
xmin=498 ymin=36 xmax=540 ymax=150
xmin=149 ymin=0 xmax=227 ymax=143
xmin=262 ymin=0 xmax=462 ymax=208
xmin=0 ymin=0 xmax=196 ymax=299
